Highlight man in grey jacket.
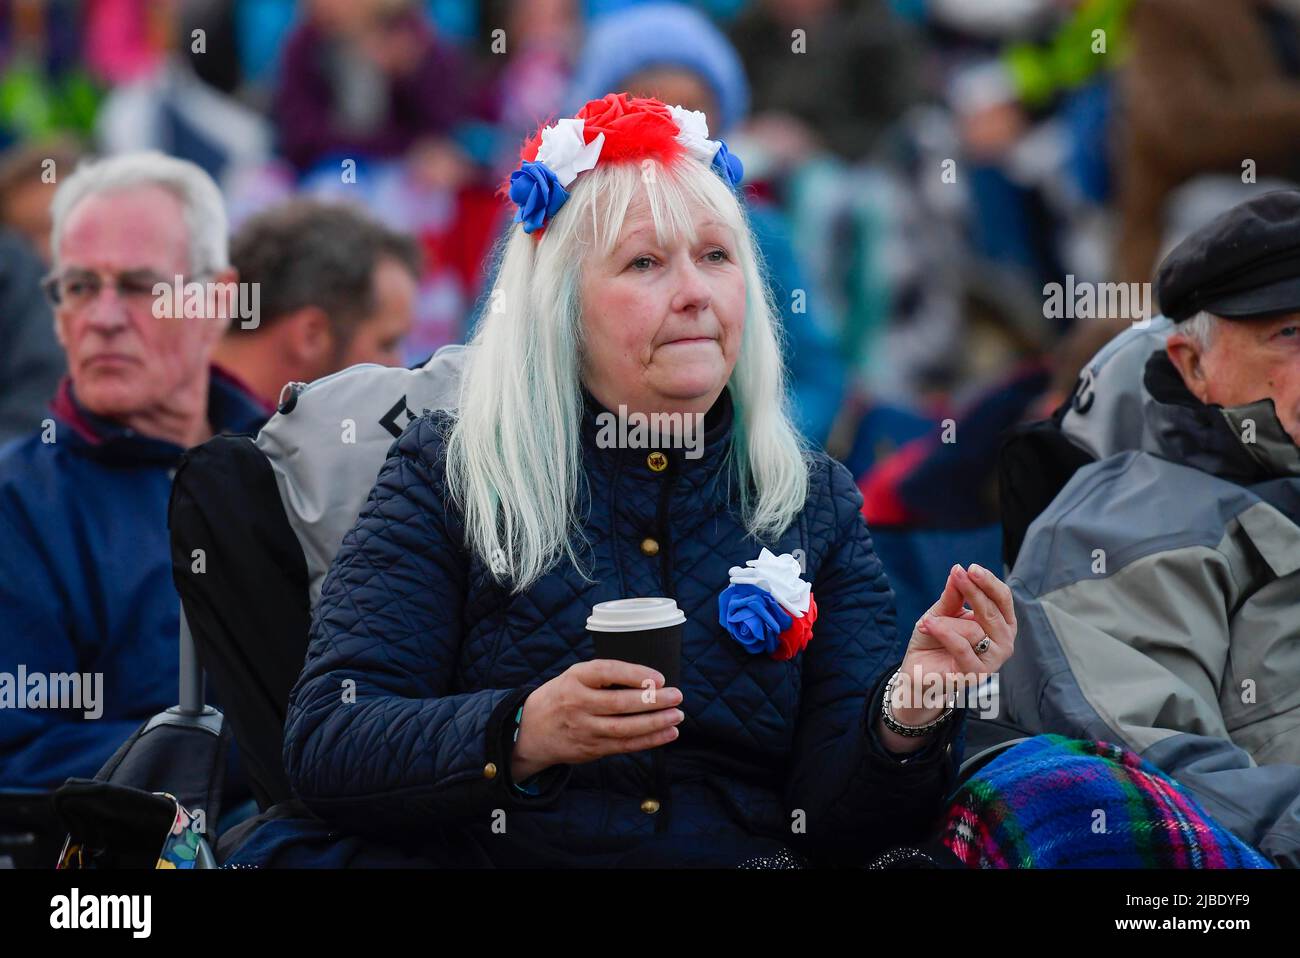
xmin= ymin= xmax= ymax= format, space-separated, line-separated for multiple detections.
xmin=1001 ymin=190 xmax=1300 ymax=867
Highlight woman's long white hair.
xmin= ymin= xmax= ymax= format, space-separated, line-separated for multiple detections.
xmin=447 ymin=155 xmax=811 ymax=593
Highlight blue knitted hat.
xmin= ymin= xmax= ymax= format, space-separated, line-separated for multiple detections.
xmin=567 ymin=2 xmax=751 ymax=136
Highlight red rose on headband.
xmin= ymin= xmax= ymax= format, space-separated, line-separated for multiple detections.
xmin=577 ymin=92 xmax=668 ymax=126
xmin=575 ymin=93 xmax=684 ymax=166
xmin=773 ymin=592 xmax=817 ymax=662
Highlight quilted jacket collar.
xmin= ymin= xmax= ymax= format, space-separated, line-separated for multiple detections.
xmin=578 ymin=383 xmax=736 ymax=494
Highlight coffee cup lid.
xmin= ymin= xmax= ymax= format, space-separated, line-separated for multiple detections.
xmin=586 ymin=597 xmax=685 ymax=632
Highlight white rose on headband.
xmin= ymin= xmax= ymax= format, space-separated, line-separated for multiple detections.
xmin=727 ymin=547 xmax=812 ymax=616
xmin=669 ymin=105 xmax=719 ymax=165
xmin=535 ymin=118 xmax=606 ymax=188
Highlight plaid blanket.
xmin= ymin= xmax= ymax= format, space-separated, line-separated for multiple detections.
xmin=942 ymin=735 xmax=1274 ymax=868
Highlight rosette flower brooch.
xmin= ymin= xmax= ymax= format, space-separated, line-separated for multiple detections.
xmin=717 ymin=548 xmax=817 ymax=661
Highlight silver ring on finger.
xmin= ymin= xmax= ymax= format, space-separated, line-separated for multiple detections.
xmin=974 ymin=635 xmax=992 ymax=656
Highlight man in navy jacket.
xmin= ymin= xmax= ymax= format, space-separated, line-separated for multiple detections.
xmin=0 ymin=152 xmax=268 ymax=789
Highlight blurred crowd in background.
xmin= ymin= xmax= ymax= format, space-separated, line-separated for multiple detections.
xmin=3 ymin=0 xmax=1300 ymax=622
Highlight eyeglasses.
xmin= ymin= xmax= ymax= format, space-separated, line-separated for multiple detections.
xmin=40 ymin=269 xmax=184 ymax=309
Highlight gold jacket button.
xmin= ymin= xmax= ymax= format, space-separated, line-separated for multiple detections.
xmin=640 ymin=798 xmax=660 ymax=815
xmin=483 ymin=762 xmax=498 ymax=780
xmin=646 ymin=451 xmax=668 ymax=473
xmin=640 ymin=537 xmax=660 ymax=556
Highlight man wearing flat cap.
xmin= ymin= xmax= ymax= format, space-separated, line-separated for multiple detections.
xmin=998 ymin=190 xmax=1300 ymax=867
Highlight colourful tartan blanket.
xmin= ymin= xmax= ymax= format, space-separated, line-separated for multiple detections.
xmin=942 ymin=735 xmax=1274 ymax=868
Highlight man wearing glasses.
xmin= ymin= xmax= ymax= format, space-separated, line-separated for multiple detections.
xmin=0 ymin=152 xmax=269 ymax=790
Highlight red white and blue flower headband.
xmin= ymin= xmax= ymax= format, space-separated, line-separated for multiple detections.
xmin=500 ymin=92 xmax=744 ymax=239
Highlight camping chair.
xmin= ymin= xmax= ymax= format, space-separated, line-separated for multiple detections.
xmin=167 ymin=347 xmax=468 ymax=848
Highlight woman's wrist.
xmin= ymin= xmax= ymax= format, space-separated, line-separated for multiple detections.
xmin=889 ymin=704 xmax=947 ymax=727
xmin=510 ymin=750 xmax=549 ymax=783
xmin=875 ymin=667 xmax=952 ymax=754
xmin=509 ymin=695 xmax=550 ymax=782
xmin=887 ymin=666 xmax=948 ymax=726
xmin=875 ymin=714 xmax=936 ymax=755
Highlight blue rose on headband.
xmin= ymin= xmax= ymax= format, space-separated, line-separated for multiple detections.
xmin=711 ymin=140 xmax=743 ymax=189
xmin=509 ymin=160 xmax=570 ymax=234
xmin=718 ymin=583 xmax=791 ymax=655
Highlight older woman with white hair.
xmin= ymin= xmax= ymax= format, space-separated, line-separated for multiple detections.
xmin=223 ymin=94 xmax=1016 ymax=868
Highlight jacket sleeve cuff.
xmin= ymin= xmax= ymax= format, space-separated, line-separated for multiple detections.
xmin=486 ymin=686 xmax=573 ymax=806
xmin=863 ymin=666 xmax=967 ymax=769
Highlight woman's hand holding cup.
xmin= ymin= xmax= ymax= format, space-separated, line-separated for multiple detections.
xmin=511 ymin=660 xmax=685 ymax=782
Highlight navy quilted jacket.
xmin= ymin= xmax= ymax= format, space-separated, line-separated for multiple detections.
xmin=278 ymin=386 xmax=966 ymax=866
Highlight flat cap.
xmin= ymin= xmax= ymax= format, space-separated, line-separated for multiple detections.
xmin=1155 ymin=190 xmax=1300 ymax=322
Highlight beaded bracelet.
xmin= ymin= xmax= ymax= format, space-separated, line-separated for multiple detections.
xmin=881 ymin=670 xmax=954 ymax=737
xmin=511 ymin=703 xmax=524 ymax=744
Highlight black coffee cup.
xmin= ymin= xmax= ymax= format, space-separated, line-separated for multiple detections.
xmin=586 ymin=597 xmax=684 ymax=689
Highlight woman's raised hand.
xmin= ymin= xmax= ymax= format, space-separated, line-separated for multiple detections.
xmin=894 ymin=563 xmax=1016 ymax=726
xmin=511 ymin=660 xmax=685 ymax=782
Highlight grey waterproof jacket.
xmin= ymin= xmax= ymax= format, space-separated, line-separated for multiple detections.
xmin=1001 ymin=317 xmax=1300 ymax=867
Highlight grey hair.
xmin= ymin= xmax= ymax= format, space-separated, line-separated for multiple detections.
xmin=49 ymin=151 xmax=229 ymax=276
xmin=1176 ymin=310 xmax=1221 ymax=350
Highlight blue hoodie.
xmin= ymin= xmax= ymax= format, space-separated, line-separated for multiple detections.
xmin=0 ymin=369 xmax=268 ymax=789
